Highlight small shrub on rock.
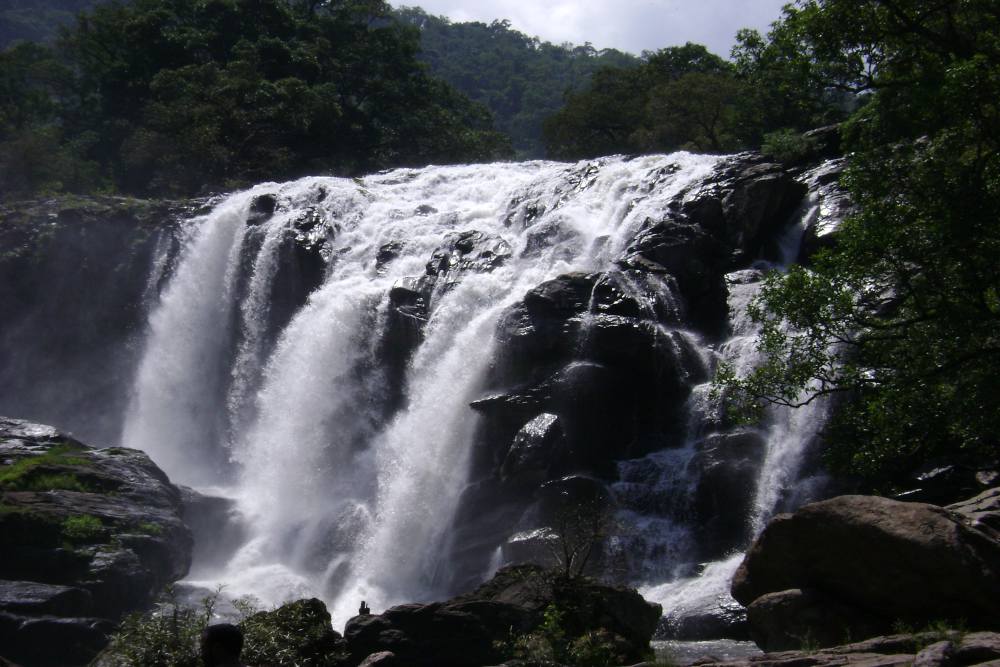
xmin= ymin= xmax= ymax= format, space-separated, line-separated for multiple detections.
xmin=102 ymin=588 xmax=217 ymax=667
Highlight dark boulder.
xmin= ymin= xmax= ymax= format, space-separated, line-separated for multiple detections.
xmin=796 ymin=159 xmax=852 ymax=266
xmin=344 ymin=564 xmax=660 ymax=667
xmin=895 ymin=463 xmax=1000 ymax=507
xmin=618 ymin=219 xmax=728 ymax=331
xmin=247 ymin=193 xmax=277 ymax=225
xmin=732 ymin=492 xmax=1000 ymax=650
xmin=266 ymin=206 xmax=337 ymax=337
xmin=379 ymin=229 xmax=512 ymax=403
xmin=690 ymin=630 xmax=1000 ymax=667
xmin=746 ymin=588 xmax=886 ymax=651
xmin=521 ymin=219 xmax=583 ymax=259
xmin=949 ymin=487 xmax=1000 ymax=541
xmin=500 ymin=414 xmax=566 ymax=487
xmin=0 ymin=418 xmax=192 ymax=666
xmin=691 ymin=431 xmax=767 ymax=558
xmin=358 ymin=651 xmax=400 ymax=667
xmin=375 ymin=241 xmax=405 ymax=273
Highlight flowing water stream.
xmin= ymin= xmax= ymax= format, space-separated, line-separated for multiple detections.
xmin=120 ymin=154 xmax=840 ymax=629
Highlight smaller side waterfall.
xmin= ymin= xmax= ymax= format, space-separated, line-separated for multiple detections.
xmin=625 ymin=160 xmax=846 ymax=636
xmin=122 ymin=193 xmax=255 ymax=485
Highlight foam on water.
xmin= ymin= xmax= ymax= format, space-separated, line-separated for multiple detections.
xmin=124 ymin=155 xmax=730 ymax=622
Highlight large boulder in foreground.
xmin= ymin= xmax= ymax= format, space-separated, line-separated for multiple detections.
xmin=0 ymin=417 xmax=192 ymax=666
xmin=344 ymin=564 xmax=661 ymax=666
xmin=732 ymin=492 xmax=1000 ymax=651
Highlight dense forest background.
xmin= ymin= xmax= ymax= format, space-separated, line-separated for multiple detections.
xmin=1 ymin=0 xmax=849 ymax=197
xmin=1 ymin=0 xmax=998 ymax=492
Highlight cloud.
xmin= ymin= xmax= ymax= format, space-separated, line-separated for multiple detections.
xmin=398 ymin=0 xmax=788 ymax=57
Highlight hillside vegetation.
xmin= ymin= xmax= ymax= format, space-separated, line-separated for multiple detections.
xmin=394 ymin=6 xmax=638 ymax=158
xmin=0 ymin=0 xmax=510 ymax=196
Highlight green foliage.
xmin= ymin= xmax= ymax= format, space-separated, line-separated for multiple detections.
xmin=0 ymin=443 xmax=89 ymax=490
xmin=0 ymin=0 xmax=511 ymax=198
xmin=394 ymin=7 xmax=638 ymax=159
xmin=892 ymin=618 xmax=967 ymax=648
xmin=761 ymin=128 xmax=819 ymax=163
xmin=543 ymin=43 xmax=757 ymax=159
xmin=568 ymin=629 xmax=622 ymax=666
xmin=715 ymin=0 xmax=1000 ymax=488
xmin=61 ymin=514 xmax=104 ymax=542
xmin=136 ymin=521 xmax=163 ymax=536
xmin=498 ymin=603 xmax=568 ymax=663
xmin=104 ymin=588 xmax=218 ymax=667
xmin=105 ymin=592 xmax=348 ymax=667
xmin=498 ymin=603 xmax=629 ymax=666
xmin=238 ymin=597 xmax=346 ymax=666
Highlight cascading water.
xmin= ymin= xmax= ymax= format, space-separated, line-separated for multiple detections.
xmin=123 ymin=155 xmax=729 ymax=623
xmin=630 ymin=160 xmax=844 ymax=635
xmin=120 ymin=153 xmax=845 ymax=632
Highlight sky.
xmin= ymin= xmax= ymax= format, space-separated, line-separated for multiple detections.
xmin=398 ymin=0 xmax=790 ymax=58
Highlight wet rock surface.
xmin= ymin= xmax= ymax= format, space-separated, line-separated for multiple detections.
xmin=688 ymin=632 xmax=1000 ymax=667
xmin=446 ymin=152 xmax=823 ymax=594
xmin=344 ymin=564 xmax=661 ymax=667
xmin=0 ymin=196 xmax=192 ymax=446
xmin=732 ymin=491 xmax=1000 ymax=651
xmin=0 ymin=418 xmax=191 ymax=666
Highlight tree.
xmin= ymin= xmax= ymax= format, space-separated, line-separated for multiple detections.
xmin=393 ymin=6 xmax=638 ymax=158
xmin=1 ymin=0 xmax=512 ymax=197
xmin=543 ymin=43 xmax=756 ymax=159
xmin=716 ymin=0 xmax=1000 ymax=488
xmin=541 ymin=493 xmax=615 ymax=579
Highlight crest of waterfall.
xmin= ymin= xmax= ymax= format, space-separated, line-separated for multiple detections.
xmin=122 ymin=155 xmax=731 ymax=623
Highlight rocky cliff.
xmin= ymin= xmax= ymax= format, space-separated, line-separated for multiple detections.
xmin=0 ymin=417 xmax=192 ymax=666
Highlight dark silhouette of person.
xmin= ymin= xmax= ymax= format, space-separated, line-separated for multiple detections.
xmin=201 ymin=623 xmax=244 ymax=667
xmin=359 ymin=600 xmax=371 ymax=616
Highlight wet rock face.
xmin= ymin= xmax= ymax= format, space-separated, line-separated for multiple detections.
xmin=0 ymin=417 xmax=192 ymax=666
xmin=237 ymin=200 xmax=338 ymax=346
xmin=618 ymin=156 xmax=808 ymax=332
xmin=379 ymin=229 xmax=513 ymax=407
xmin=0 ymin=197 xmax=190 ymax=446
xmin=693 ymin=631 xmax=1000 ymax=667
xmin=444 ymin=154 xmax=818 ymax=592
xmin=690 ymin=430 xmax=768 ymax=558
xmin=343 ymin=564 xmax=661 ymax=667
xmin=732 ymin=491 xmax=1000 ymax=651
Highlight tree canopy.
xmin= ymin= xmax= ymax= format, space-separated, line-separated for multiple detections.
xmin=393 ymin=6 xmax=638 ymax=159
xmin=0 ymin=0 xmax=511 ymax=196
xmin=542 ymin=42 xmax=799 ymax=160
xmin=717 ymin=0 xmax=1000 ymax=488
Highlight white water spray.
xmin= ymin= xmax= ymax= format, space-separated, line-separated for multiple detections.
xmin=122 ymin=154 xmax=846 ymax=631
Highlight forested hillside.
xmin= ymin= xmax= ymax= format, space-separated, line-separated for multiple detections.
xmin=394 ymin=7 xmax=638 ymax=158
xmin=0 ymin=0 xmax=94 ymax=47
xmin=0 ymin=0 xmax=511 ymax=196
xmin=542 ymin=38 xmax=853 ymax=159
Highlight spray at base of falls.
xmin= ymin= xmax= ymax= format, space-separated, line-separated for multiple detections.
xmin=122 ymin=154 xmax=842 ymax=629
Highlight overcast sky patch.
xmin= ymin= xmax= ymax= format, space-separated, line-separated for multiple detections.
xmin=395 ymin=0 xmax=789 ymax=58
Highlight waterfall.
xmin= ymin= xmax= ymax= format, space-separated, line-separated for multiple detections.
xmin=632 ymin=161 xmax=843 ymax=635
xmin=119 ymin=153 xmax=841 ymax=630
xmin=122 ymin=193 xmax=255 ymax=486
xmin=122 ymin=155 xmax=725 ymax=620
